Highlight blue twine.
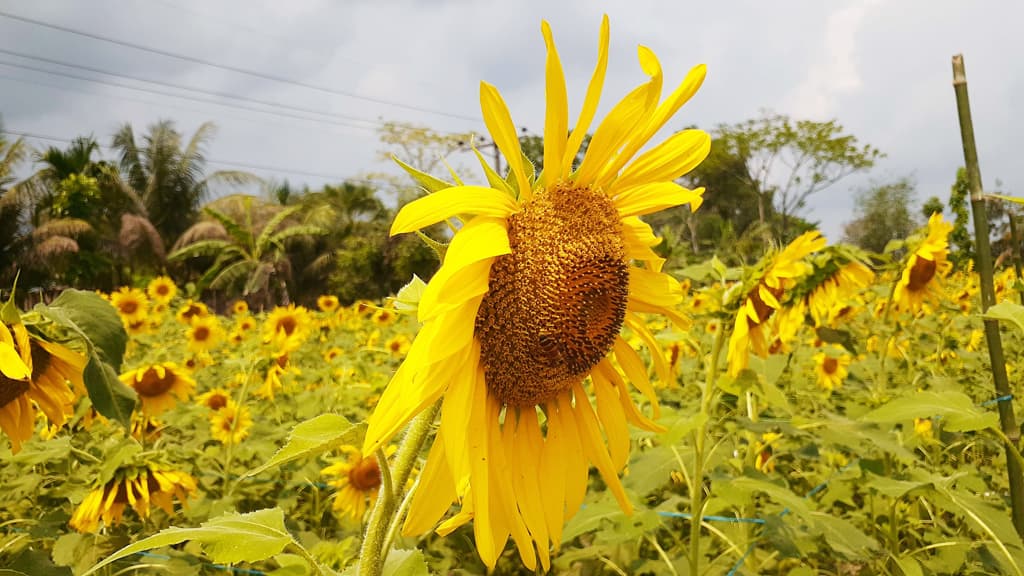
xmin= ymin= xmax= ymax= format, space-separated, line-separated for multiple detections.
xmin=657 ymin=511 xmax=765 ymax=524
xmin=982 ymin=394 xmax=1014 ymax=407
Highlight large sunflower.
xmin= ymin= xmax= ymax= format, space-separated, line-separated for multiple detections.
xmin=120 ymin=362 xmax=196 ymax=416
xmin=362 ymin=17 xmax=709 ymax=571
xmin=69 ymin=465 xmax=196 ymax=533
xmin=893 ymin=212 xmax=953 ymax=313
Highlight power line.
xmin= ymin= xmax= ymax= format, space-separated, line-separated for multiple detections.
xmin=0 ymin=10 xmax=484 ymax=125
xmin=0 ymin=49 xmax=382 ymax=132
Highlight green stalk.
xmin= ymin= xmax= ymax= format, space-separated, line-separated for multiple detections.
xmin=951 ymin=54 xmax=1024 ymax=536
xmin=690 ymin=328 xmax=725 ymax=575
xmin=1009 ymin=215 xmax=1024 ymax=306
xmin=358 ymin=400 xmax=441 ymax=576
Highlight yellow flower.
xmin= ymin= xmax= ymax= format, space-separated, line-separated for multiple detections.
xmin=371 ymin=308 xmax=396 ymax=326
xmin=263 ymin=304 xmax=312 ymax=352
xmin=323 ymin=347 xmax=345 ymax=362
xmin=120 ymin=362 xmax=196 ymax=416
xmin=236 ymin=315 xmax=256 ymax=333
xmin=175 ymin=300 xmax=209 ymax=324
xmin=966 ymin=329 xmax=985 ymax=352
xmin=146 ymin=276 xmax=177 ymax=304
xmin=321 ymin=446 xmax=391 ymax=521
xmin=317 ymin=295 xmax=340 ymax=313
xmin=362 ymin=16 xmax=709 ymax=571
xmin=186 ymin=315 xmax=224 ymax=353
xmin=728 ymin=232 xmax=826 ymax=376
xmin=197 ymin=388 xmax=232 ymax=411
xmin=384 ymin=335 xmax=411 ymax=356
xmin=893 ymin=213 xmax=953 ymax=313
xmin=914 ymin=417 xmax=934 ymax=441
xmin=0 ymin=321 xmax=84 ymax=452
xmin=231 ymin=299 xmax=249 ymax=316
xmin=806 ymin=261 xmax=874 ymax=326
xmin=210 ymin=400 xmax=252 ymax=444
xmin=813 ymin=349 xmax=850 ymax=392
xmin=110 ymin=287 xmax=149 ymax=323
xmin=753 ymin=432 xmax=782 ymax=473
xmin=69 ymin=465 xmax=196 ymax=533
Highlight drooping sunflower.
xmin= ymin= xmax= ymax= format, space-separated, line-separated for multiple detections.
xmin=362 ymin=16 xmax=709 ymax=571
xmin=0 ymin=321 xmax=83 ymax=452
xmin=186 ymin=315 xmax=224 ymax=354
xmin=210 ymin=399 xmax=252 ymax=444
xmin=69 ymin=465 xmax=196 ymax=533
xmin=727 ymin=231 xmax=827 ymax=377
xmin=321 ymin=446 xmax=391 ymax=521
xmin=120 ymin=362 xmax=196 ymax=416
xmin=263 ymin=304 xmax=312 ymax=352
xmin=110 ymin=287 xmax=149 ymax=324
xmin=146 ymin=276 xmax=177 ymax=304
xmin=813 ymin=349 xmax=851 ymax=392
xmin=892 ymin=213 xmax=954 ymax=313
xmin=175 ymin=300 xmax=209 ymax=325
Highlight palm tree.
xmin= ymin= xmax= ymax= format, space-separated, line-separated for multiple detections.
xmin=0 ymin=122 xmax=30 ymax=284
xmin=169 ymin=195 xmax=326 ymax=309
xmin=112 ymin=120 xmax=258 ymax=247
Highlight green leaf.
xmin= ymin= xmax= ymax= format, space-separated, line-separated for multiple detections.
xmin=391 ymin=275 xmax=427 ymax=314
xmin=985 ymin=301 xmax=1024 ymax=334
xmin=895 ymin=556 xmax=924 ymax=576
xmin=810 ymin=512 xmax=877 ymax=557
xmin=863 ymin=473 xmax=929 ymax=499
xmin=82 ymin=355 xmax=137 ymax=428
xmin=382 ymin=549 xmax=430 ymax=576
xmin=561 ymin=498 xmax=625 ymax=542
xmin=244 ymin=414 xmax=362 ymax=478
xmin=83 ymin=508 xmax=295 ymax=575
xmin=726 ymin=476 xmax=810 ymax=518
xmin=392 ymin=155 xmax=453 ymax=194
xmin=861 ymin=390 xmax=998 ymax=432
xmin=38 ymin=289 xmax=126 ymax=369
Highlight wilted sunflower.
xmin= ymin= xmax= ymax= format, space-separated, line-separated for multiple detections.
xmin=893 ymin=213 xmax=953 ymax=313
xmin=186 ymin=315 xmax=224 ymax=353
xmin=813 ymin=349 xmax=850 ymax=392
xmin=263 ymin=304 xmax=312 ymax=352
xmin=69 ymin=465 xmax=196 ymax=533
xmin=362 ymin=16 xmax=709 ymax=571
xmin=210 ymin=399 xmax=252 ymax=444
xmin=0 ymin=321 xmax=84 ymax=452
xmin=146 ymin=276 xmax=177 ymax=304
xmin=321 ymin=446 xmax=393 ymax=521
xmin=120 ymin=362 xmax=196 ymax=416
xmin=727 ymin=231 xmax=826 ymax=377
xmin=110 ymin=287 xmax=149 ymax=324
xmin=175 ymin=300 xmax=209 ymax=324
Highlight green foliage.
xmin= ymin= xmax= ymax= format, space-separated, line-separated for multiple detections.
xmin=949 ymin=167 xmax=975 ymax=267
xmin=245 ymin=414 xmax=362 ymax=478
xmin=843 ymin=178 xmax=921 ymax=254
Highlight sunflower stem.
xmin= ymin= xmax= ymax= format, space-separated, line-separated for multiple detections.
xmin=358 ymin=399 xmax=440 ymax=576
xmin=952 ymin=53 xmax=1024 ymax=537
xmin=690 ymin=327 xmax=725 ymax=574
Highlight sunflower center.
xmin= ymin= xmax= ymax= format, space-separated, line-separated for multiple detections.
xmin=135 ymin=367 xmax=176 ymax=397
xmin=119 ymin=300 xmax=139 ymax=315
xmin=747 ymin=284 xmax=784 ymax=327
xmin=348 ymin=457 xmax=382 ymax=491
xmin=192 ymin=326 xmax=211 ymax=342
xmin=205 ymin=393 xmax=228 ymax=410
xmin=823 ymin=357 xmax=839 ymax=375
xmin=278 ymin=317 xmax=297 ymax=336
xmin=30 ymin=342 xmax=52 ymax=380
xmin=0 ymin=375 xmax=30 ymax=408
xmin=155 ymin=284 xmax=170 ymax=297
xmin=475 ymin=183 xmax=628 ymax=407
xmin=907 ymin=257 xmax=937 ymax=292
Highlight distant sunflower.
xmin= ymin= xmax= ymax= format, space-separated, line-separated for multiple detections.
xmin=805 ymin=260 xmax=874 ymax=326
xmin=69 ymin=465 xmax=196 ymax=533
xmin=210 ymin=400 xmax=252 ymax=444
xmin=197 ymin=388 xmax=231 ymax=411
xmin=175 ymin=300 xmax=209 ymax=324
xmin=263 ymin=304 xmax=312 ymax=352
xmin=728 ymin=232 xmax=826 ymax=377
xmin=146 ymin=276 xmax=177 ymax=304
xmin=363 ymin=16 xmax=709 ymax=571
xmin=110 ymin=287 xmax=149 ymax=324
xmin=231 ymin=300 xmax=249 ymax=316
xmin=321 ymin=446 xmax=391 ymax=521
xmin=236 ymin=316 xmax=257 ymax=333
xmin=186 ymin=315 xmax=224 ymax=353
xmin=893 ymin=213 xmax=953 ymax=313
xmin=120 ymin=362 xmax=196 ymax=416
xmin=323 ymin=346 xmax=345 ymax=362
xmin=317 ymin=295 xmax=340 ymax=313
xmin=384 ymin=334 xmax=410 ymax=356
xmin=370 ymin=308 xmax=396 ymax=326
xmin=813 ymin=349 xmax=850 ymax=392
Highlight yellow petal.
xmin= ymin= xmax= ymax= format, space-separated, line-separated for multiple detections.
xmin=612 ymin=130 xmax=711 ymax=192
xmin=595 ymin=359 xmax=664 ymax=433
xmin=623 ymin=313 xmax=673 ymax=386
xmin=468 ymin=370 xmax=498 ymax=568
xmin=480 ymin=82 xmax=532 ymax=201
xmin=418 ymin=216 xmax=509 ymax=322
xmin=390 ymin=186 xmax=518 ymax=235
xmin=591 ymin=371 xmax=629 ymax=470
xmin=563 ymin=15 xmax=609 ymax=179
xmin=629 ymin=266 xmax=683 ymax=308
xmin=504 ymin=415 xmax=547 ymax=570
xmin=541 ymin=20 xmax=568 ymax=189
xmin=0 ymin=344 xmax=30 ymax=379
xmin=404 ymin=430 xmax=457 ymax=535
xmin=570 ymin=383 xmax=632 ymax=514
xmin=440 ymin=343 xmax=479 ymax=484
xmin=612 ymin=336 xmax=660 ymax=418
xmin=628 ymin=299 xmax=690 ymax=331
xmin=538 ymin=407 xmax=567 ymax=547
xmin=616 ymin=182 xmax=705 ymax=218
xmin=551 ymin=393 xmax=587 ymax=522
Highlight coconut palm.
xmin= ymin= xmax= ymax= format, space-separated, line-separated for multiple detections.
xmin=0 ymin=124 xmax=30 ymax=284
xmin=169 ymin=195 xmax=327 ymax=309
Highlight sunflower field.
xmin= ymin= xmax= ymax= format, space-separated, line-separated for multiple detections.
xmin=5 ymin=13 xmax=1024 ymax=576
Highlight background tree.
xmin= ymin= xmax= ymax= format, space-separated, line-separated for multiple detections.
xmin=716 ymin=111 xmax=882 ymax=241
xmin=842 ymin=178 xmax=919 ymax=254
xmin=518 ymin=131 xmax=591 ymax=174
xmin=0 ymin=122 xmax=29 ymax=285
xmin=948 ymin=167 xmax=974 ymax=267
xmin=921 ymin=196 xmax=944 ymax=220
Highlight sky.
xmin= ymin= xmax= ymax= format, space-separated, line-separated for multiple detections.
xmin=1 ymin=0 xmax=1022 ymax=240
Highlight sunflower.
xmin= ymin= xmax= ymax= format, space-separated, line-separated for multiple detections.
xmin=727 ymin=231 xmax=826 ymax=377
xmin=175 ymin=300 xmax=209 ymax=324
xmin=231 ymin=299 xmax=249 ymax=316
xmin=120 ymin=362 xmax=196 ymax=416
xmin=370 ymin=308 xmax=396 ymax=326
xmin=69 ymin=465 xmax=196 ymax=533
xmin=893 ymin=213 xmax=953 ymax=313
xmin=753 ymin=431 xmax=782 ymax=474
xmin=362 ymin=17 xmax=709 ymax=571
xmin=805 ymin=261 xmax=874 ymax=326
xmin=321 ymin=446 xmax=391 ymax=521
xmin=236 ymin=315 xmax=257 ymax=333
xmin=323 ymin=346 xmax=345 ymax=362
xmin=385 ymin=335 xmax=411 ymax=356
xmin=210 ymin=400 xmax=252 ymax=444
xmin=0 ymin=322 xmax=83 ymax=452
xmin=813 ymin=349 xmax=850 ymax=392
xmin=186 ymin=315 xmax=224 ymax=353
xmin=110 ymin=287 xmax=149 ymax=324
xmin=263 ymin=304 xmax=312 ymax=352
xmin=146 ymin=276 xmax=177 ymax=304
xmin=197 ymin=388 xmax=231 ymax=411
xmin=317 ymin=295 xmax=340 ymax=313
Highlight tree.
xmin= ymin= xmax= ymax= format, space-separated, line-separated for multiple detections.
xmin=0 ymin=122 xmax=30 ymax=284
xmin=947 ymin=167 xmax=974 ymax=267
xmin=842 ymin=178 xmax=919 ymax=254
xmin=518 ymin=132 xmax=591 ymax=175
xmin=169 ymin=195 xmax=326 ymax=309
xmin=715 ymin=112 xmax=882 ymax=240
xmin=921 ymin=196 xmax=944 ymax=220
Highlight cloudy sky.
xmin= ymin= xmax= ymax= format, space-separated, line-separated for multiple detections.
xmin=1 ymin=0 xmax=1021 ymax=239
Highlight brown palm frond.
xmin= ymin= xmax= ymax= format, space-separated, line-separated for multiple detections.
xmin=34 ymin=236 xmax=79 ymax=258
xmin=172 ymin=220 xmax=228 ymax=251
xmin=120 ymin=213 xmax=167 ymax=261
xmin=31 ymin=218 xmax=93 ymax=240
